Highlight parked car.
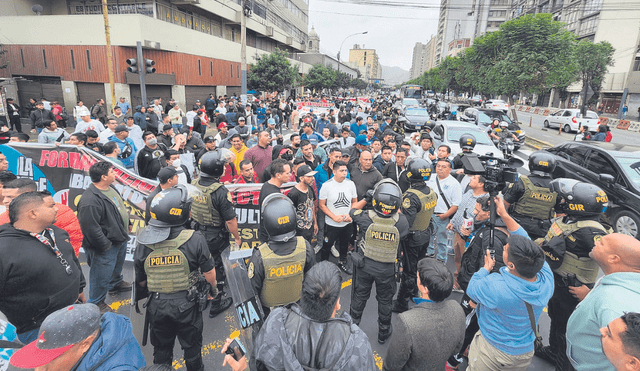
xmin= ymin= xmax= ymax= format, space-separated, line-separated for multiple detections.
xmin=404 ymin=107 xmax=434 ymax=131
xmin=459 ymin=107 xmax=526 ymax=150
xmin=431 ymin=120 xmax=502 ymax=159
xmin=543 ymin=109 xmax=600 ymax=133
xmin=544 ymin=141 xmax=640 ymax=239
xmin=483 ymin=99 xmax=509 ymax=113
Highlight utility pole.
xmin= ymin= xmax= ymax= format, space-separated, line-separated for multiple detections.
xmin=101 ymin=0 xmax=116 ymax=110
xmin=136 ymin=41 xmax=147 ymax=107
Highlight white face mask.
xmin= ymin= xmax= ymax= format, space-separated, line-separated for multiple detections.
xmin=172 ymin=159 xmax=182 ymax=168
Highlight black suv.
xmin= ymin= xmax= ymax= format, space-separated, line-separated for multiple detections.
xmin=544 ymin=142 xmax=640 ymax=239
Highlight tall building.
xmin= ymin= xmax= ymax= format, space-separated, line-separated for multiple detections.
xmin=470 ymin=0 xmax=510 ymax=40
xmin=507 ymin=0 xmax=640 ymax=113
xmin=348 ymin=44 xmax=382 ymax=81
xmin=409 ymin=36 xmax=437 ymax=80
xmin=434 ymin=0 xmax=474 ymax=65
xmin=0 ymin=0 xmax=312 ymax=111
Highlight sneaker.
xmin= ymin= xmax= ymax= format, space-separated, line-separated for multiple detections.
xmin=534 ymin=345 xmax=557 ymax=364
xmin=96 ymin=301 xmax=113 ymax=314
xmin=338 ymin=261 xmax=352 ymax=275
xmin=452 ymin=281 xmax=464 ymax=294
xmin=331 ymin=245 xmax=340 ymax=258
xmin=391 ymin=299 xmax=408 ymax=313
xmin=445 ymin=362 xmax=458 ymax=371
xmin=448 ymin=248 xmax=455 ymax=256
xmin=108 ymin=280 xmax=132 ymax=295
xmin=378 ymin=323 xmax=393 ymax=344
xmin=209 ymin=297 xmax=233 ymax=318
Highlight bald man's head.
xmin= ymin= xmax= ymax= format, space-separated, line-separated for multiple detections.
xmin=590 ymin=233 xmax=640 ymax=275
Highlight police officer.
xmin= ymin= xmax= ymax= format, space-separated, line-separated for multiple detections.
xmin=349 ymin=179 xmax=410 ymax=344
xmin=392 ymin=159 xmax=437 ymax=313
xmin=135 ymin=186 xmax=217 ymax=371
xmin=248 ymin=193 xmax=316 ymax=316
xmin=503 ymin=151 xmax=558 ymax=240
xmin=535 ymin=178 xmax=611 ymax=371
xmin=191 ymin=149 xmax=239 ymax=318
xmin=452 ymin=133 xmax=476 ymax=172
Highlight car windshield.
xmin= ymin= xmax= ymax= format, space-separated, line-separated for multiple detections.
xmin=616 ymin=157 xmax=640 ymax=189
xmin=403 ymin=99 xmax=419 ymax=106
xmin=447 ymin=127 xmax=493 ymax=145
xmin=478 ymin=111 xmax=512 ymax=125
xmin=406 ymin=108 xmax=428 ymax=116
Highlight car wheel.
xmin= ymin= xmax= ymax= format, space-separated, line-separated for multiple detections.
xmin=614 ymin=210 xmax=640 ymax=239
xmin=563 ymin=124 xmax=572 ymax=133
xmin=544 ymin=120 xmax=550 ymax=128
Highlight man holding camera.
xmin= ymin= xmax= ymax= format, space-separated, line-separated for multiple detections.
xmin=535 ymin=179 xmax=611 ymax=371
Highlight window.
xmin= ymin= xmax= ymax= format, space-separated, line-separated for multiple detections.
xmin=586 ymin=152 xmax=616 ymax=178
xmin=198 ymin=59 xmax=201 ymax=76
xmin=86 ymin=50 xmax=92 ymax=70
xmin=70 ymin=49 xmax=75 ymax=69
xmin=211 ymin=61 xmax=213 ymax=76
xmin=231 ymin=64 xmax=233 ymax=78
xmin=564 ymin=145 xmax=589 ymax=165
xmin=563 ymin=110 xmax=573 ymax=117
xmin=42 ymin=49 xmax=48 ymax=68
xmin=237 ymin=65 xmax=239 ymax=77
xmin=634 ymin=57 xmax=640 ymax=72
xmin=20 ymin=49 xmax=25 ymax=68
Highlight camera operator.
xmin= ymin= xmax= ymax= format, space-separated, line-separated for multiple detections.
xmin=535 ymin=179 xmax=612 ymax=371
xmin=466 ymin=234 xmax=554 ymax=371
xmin=503 ymin=152 xmax=559 ymax=240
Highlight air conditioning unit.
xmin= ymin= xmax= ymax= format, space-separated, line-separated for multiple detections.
xmin=265 ymin=26 xmax=273 ymax=36
xmin=286 ymin=37 xmax=293 ymax=45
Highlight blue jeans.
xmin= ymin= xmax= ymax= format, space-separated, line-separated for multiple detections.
xmin=427 ymin=215 xmax=449 ymax=262
xmin=172 ymin=123 xmax=183 ymax=133
xmin=17 ymin=328 xmax=39 ymax=344
xmin=86 ymin=241 xmax=127 ymax=304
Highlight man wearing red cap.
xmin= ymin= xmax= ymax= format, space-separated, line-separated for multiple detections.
xmin=214 ymin=122 xmax=228 ymax=146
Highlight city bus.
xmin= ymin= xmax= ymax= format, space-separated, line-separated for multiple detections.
xmin=400 ymin=85 xmax=423 ymax=99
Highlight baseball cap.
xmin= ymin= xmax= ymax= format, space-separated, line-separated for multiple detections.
xmin=10 ymin=304 xmax=101 ymax=369
xmin=355 ymin=134 xmax=371 ymax=146
xmin=297 ymin=165 xmax=317 ymax=178
xmin=267 ymin=118 xmax=276 ymax=126
xmin=114 ymin=124 xmax=128 ymax=133
xmin=341 ymin=148 xmax=351 ymax=157
xmin=157 ymin=166 xmax=177 ymax=183
xmin=204 ymin=135 xmax=215 ymax=144
xmin=309 ymin=137 xmax=318 ymax=146
xmin=163 ymin=124 xmax=173 ymax=132
xmin=218 ymin=122 xmax=228 ymax=130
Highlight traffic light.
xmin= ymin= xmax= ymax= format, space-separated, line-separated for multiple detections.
xmin=126 ymin=58 xmax=138 ymax=73
xmin=144 ymin=59 xmax=156 ymax=74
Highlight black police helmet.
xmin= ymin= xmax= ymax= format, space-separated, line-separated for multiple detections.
xmin=550 ymin=178 xmax=608 ymax=216
xmin=148 ymin=185 xmax=192 ymax=228
xmin=528 ymin=151 xmax=557 ymax=175
xmin=459 ymin=134 xmax=477 ymax=150
xmin=407 ymin=158 xmax=432 ymax=182
xmin=199 ymin=148 xmax=233 ymax=177
xmin=372 ymin=179 xmax=403 ymax=217
xmin=261 ymin=193 xmax=297 ymax=242
xmin=423 ymin=121 xmax=436 ymax=131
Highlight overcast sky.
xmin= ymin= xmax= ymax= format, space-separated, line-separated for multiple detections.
xmin=308 ymin=0 xmax=441 ymax=71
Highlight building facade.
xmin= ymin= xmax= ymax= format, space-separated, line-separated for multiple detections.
xmin=409 ymin=36 xmax=437 ymax=80
xmin=0 ymin=0 xmax=312 ymax=112
xmin=348 ymin=44 xmax=382 ymax=81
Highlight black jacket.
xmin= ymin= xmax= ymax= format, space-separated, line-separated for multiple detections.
xmin=381 ymin=162 xmax=410 ymax=193
xmin=77 ymin=184 xmax=130 ymax=252
xmin=29 ymin=108 xmax=56 ymax=129
xmin=136 ymin=144 xmax=167 ymax=180
xmin=458 ymin=220 xmax=508 ymax=291
xmin=0 ymin=225 xmax=85 ymax=333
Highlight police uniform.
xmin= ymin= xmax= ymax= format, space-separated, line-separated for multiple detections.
xmin=191 ymin=176 xmax=236 ymax=292
xmin=394 ymin=184 xmax=437 ymax=310
xmin=535 ymin=180 xmax=611 ymax=371
xmin=247 ymin=236 xmax=316 ymax=316
xmin=134 ymin=226 xmax=214 ymax=371
xmin=503 ymin=174 xmax=557 ymax=240
xmin=349 ymin=208 xmax=410 ymax=342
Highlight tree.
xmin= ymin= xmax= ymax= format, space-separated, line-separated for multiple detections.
xmin=303 ymin=64 xmax=335 ymax=93
xmin=332 ymin=70 xmax=351 ymax=90
xmin=574 ymin=40 xmax=615 ymax=114
xmin=247 ymin=48 xmax=298 ymax=93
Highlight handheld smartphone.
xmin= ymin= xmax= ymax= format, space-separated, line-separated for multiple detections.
xmin=225 ymin=337 xmax=246 ymax=361
xmin=488 ymin=248 xmax=496 ymax=260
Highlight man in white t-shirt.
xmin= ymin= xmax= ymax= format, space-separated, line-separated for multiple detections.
xmin=186 ymin=106 xmax=198 ymax=128
xmin=98 ymin=119 xmax=118 ymax=144
xmin=319 ymin=160 xmax=358 ymax=274
xmin=74 ymin=114 xmax=105 ymax=134
xmin=427 ymin=158 xmax=462 ymax=262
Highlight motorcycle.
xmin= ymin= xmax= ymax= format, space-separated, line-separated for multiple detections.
xmin=499 ymin=138 xmax=515 ymax=159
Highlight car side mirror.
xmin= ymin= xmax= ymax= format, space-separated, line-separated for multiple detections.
xmin=599 ymin=174 xmax=615 ymax=184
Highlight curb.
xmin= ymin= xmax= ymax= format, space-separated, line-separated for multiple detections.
xmin=524 ymin=136 xmax=553 ymax=150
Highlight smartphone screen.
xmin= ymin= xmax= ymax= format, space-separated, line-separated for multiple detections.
xmin=226 ymin=338 xmax=246 ymax=361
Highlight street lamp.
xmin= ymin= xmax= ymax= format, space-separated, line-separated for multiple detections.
xmin=337 ymin=31 xmax=367 ymax=75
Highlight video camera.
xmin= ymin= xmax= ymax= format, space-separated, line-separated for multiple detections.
xmin=461 ymin=153 xmax=523 ymax=195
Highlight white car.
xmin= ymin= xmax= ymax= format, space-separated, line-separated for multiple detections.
xmin=543 ymin=109 xmax=600 ymax=133
xmin=431 ymin=120 xmax=503 ymax=159
xmin=484 ymin=99 xmax=509 ymax=113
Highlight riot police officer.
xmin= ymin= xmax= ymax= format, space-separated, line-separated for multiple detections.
xmin=535 ymin=179 xmax=611 ymax=371
xmin=349 ymin=179 xmax=410 ymax=344
xmin=452 ymin=133 xmax=476 ymax=172
xmin=392 ymin=159 xmax=437 ymax=313
xmin=247 ymin=193 xmax=316 ymax=316
xmin=135 ymin=186 xmax=217 ymax=371
xmin=191 ymin=149 xmax=239 ymax=318
xmin=503 ymin=151 xmax=558 ymax=240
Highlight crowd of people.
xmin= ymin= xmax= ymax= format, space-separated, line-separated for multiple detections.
xmin=0 ymin=92 xmax=639 ymax=371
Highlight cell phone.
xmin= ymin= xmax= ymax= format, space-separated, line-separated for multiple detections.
xmin=488 ymin=248 xmax=496 ymax=260
xmin=225 ymin=337 xmax=246 ymax=361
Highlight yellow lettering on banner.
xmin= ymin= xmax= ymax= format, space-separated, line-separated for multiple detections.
xmin=269 ymin=263 xmax=303 ymax=278
xmin=370 ymin=230 xmax=397 ymax=242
